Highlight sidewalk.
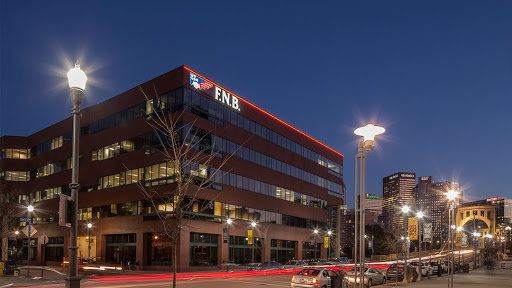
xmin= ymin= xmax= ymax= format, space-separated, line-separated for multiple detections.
xmin=381 ymin=266 xmax=512 ymax=287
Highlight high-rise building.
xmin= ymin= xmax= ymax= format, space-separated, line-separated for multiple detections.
xmin=382 ymin=172 xmax=416 ymax=233
xmin=416 ymin=176 xmax=462 ymax=247
xmin=363 ymin=193 xmax=383 ymax=215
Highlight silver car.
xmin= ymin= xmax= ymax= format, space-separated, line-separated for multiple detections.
xmin=344 ymin=267 xmax=386 ymax=287
xmin=284 ymin=260 xmax=308 ymax=269
xmin=291 ymin=268 xmax=347 ymax=288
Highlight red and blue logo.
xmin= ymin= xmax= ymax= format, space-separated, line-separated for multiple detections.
xmin=190 ymin=72 xmax=213 ymax=90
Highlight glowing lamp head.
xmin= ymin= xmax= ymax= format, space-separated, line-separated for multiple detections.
xmin=445 ymin=190 xmax=459 ymax=201
xmin=15 ymin=231 xmax=19 ymax=235
xmin=417 ymin=211 xmax=424 ymax=218
xmin=457 ymin=227 xmax=463 ymax=232
xmin=473 ymin=232 xmax=480 ymax=237
xmin=505 ymin=226 xmax=511 ymax=231
xmin=154 ymin=235 xmax=158 ymax=240
xmin=251 ymin=221 xmax=256 ymax=228
xmin=328 ymin=231 xmax=332 ymax=235
xmin=27 ymin=205 xmax=34 ymax=212
xmin=314 ymin=229 xmax=318 ymax=234
xmin=401 ymin=236 xmax=405 ymax=240
xmin=67 ymin=62 xmax=87 ymax=90
xmin=401 ymin=206 xmax=410 ymax=213
xmin=485 ymin=234 xmax=493 ymax=239
xmin=451 ymin=225 xmax=456 ymax=229
xmin=354 ymin=123 xmax=385 ymax=142
xmin=87 ymin=223 xmax=92 ymax=229
xmin=227 ymin=218 xmax=232 ymax=225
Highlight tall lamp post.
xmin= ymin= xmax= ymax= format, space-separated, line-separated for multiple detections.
xmin=226 ymin=218 xmax=232 ymax=271
xmin=313 ymin=229 xmax=318 ymax=260
xmin=87 ymin=223 xmax=92 ymax=258
xmin=457 ymin=226 xmax=463 ymax=264
xmin=401 ymin=205 xmax=410 ymax=283
xmin=417 ymin=211 xmax=424 ymax=281
xmin=354 ymin=123 xmax=385 ymax=288
xmin=445 ymin=189 xmax=459 ymax=288
xmin=26 ymin=205 xmax=34 ymax=278
xmin=66 ymin=62 xmax=87 ymax=288
xmin=327 ymin=231 xmax=332 ymax=259
xmin=251 ymin=221 xmax=256 ymax=263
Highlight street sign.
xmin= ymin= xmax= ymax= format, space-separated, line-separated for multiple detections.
xmin=22 ymin=225 xmax=37 ymax=238
xmin=247 ymin=230 xmax=253 ymax=245
xmin=38 ymin=235 xmax=49 ymax=245
xmin=223 ymin=228 xmax=228 ymax=243
xmin=462 ymin=234 xmax=468 ymax=247
xmin=408 ymin=218 xmax=418 ymax=240
xmin=324 ymin=237 xmax=329 ymax=248
xmin=424 ymin=223 xmax=432 ymax=242
xmin=20 ymin=217 xmax=30 ymax=222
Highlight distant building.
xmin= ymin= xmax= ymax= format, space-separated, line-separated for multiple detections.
xmin=382 ymin=172 xmax=416 ymax=233
xmin=416 ymin=176 xmax=462 ymax=248
xmin=363 ymin=193 xmax=383 ymax=215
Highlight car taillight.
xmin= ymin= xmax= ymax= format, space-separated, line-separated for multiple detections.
xmin=291 ymin=276 xmax=295 ymax=283
xmin=400 ymin=269 xmax=404 ymax=272
xmin=312 ymin=277 xmax=317 ymax=284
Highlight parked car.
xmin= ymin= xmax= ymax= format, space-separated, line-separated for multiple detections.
xmin=291 ymin=268 xmax=347 ymax=288
xmin=308 ymin=260 xmax=329 ymax=266
xmin=328 ymin=257 xmax=350 ymax=265
xmin=410 ymin=262 xmax=433 ymax=277
xmin=284 ymin=260 xmax=308 ymax=269
xmin=385 ymin=263 xmax=418 ymax=282
xmin=248 ymin=261 xmax=284 ymax=270
xmin=344 ymin=267 xmax=386 ymax=287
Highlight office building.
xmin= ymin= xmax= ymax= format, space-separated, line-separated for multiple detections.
xmin=382 ymin=172 xmax=416 ymax=233
xmin=0 ymin=66 xmax=345 ymax=270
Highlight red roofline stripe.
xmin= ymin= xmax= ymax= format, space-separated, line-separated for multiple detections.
xmin=183 ymin=66 xmax=344 ymax=158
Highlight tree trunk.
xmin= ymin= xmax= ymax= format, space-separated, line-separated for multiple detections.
xmin=172 ymin=241 xmax=177 ymax=288
xmin=2 ymin=216 xmax=8 ymax=261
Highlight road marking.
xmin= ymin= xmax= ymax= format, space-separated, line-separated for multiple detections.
xmin=0 ymin=284 xmax=13 ymax=288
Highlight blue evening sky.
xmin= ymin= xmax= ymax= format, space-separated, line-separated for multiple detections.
xmin=1 ymin=1 xmax=511 ymax=207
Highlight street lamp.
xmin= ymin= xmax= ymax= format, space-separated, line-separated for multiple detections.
xmin=401 ymin=205 xmax=410 ymax=284
xmin=26 ymin=205 xmax=34 ymax=278
xmin=354 ymin=123 xmax=385 ymax=288
xmin=66 ymin=62 xmax=87 ymax=288
xmin=251 ymin=221 xmax=256 ymax=263
xmin=456 ymin=227 xmax=463 ymax=264
xmin=87 ymin=223 xmax=92 ymax=258
xmin=327 ymin=231 xmax=332 ymax=259
xmin=417 ymin=211 xmax=424 ymax=281
xmin=314 ymin=229 xmax=319 ymax=260
xmin=444 ymin=189 xmax=458 ymax=288
xmin=226 ymin=218 xmax=232 ymax=271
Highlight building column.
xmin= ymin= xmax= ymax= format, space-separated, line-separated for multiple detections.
xmin=296 ymin=241 xmax=302 ymax=260
xmin=178 ymin=230 xmax=190 ymax=272
xmin=136 ymin=232 xmax=144 ymax=269
xmin=336 ymin=205 xmax=341 ymax=259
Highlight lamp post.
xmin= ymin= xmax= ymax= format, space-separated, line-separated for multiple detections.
xmin=505 ymin=226 xmax=511 ymax=256
xmin=251 ymin=221 xmax=256 ymax=263
xmin=417 ymin=211 xmax=424 ymax=281
xmin=473 ymin=231 xmax=480 ymax=268
xmin=457 ymin=226 xmax=463 ymax=264
xmin=401 ymin=205 xmax=410 ymax=284
xmin=445 ymin=190 xmax=458 ymax=288
xmin=327 ymin=231 xmax=332 ymax=259
xmin=226 ymin=218 xmax=232 ymax=271
xmin=26 ymin=205 xmax=34 ymax=278
xmin=66 ymin=62 xmax=87 ymax=288
xmin=313 ymin=229 xmax=318 ymax=260
xmin=87 ymin=223 xmax=92 ymax=258
xmin=354 ymin=123 xmax=385 ymax=288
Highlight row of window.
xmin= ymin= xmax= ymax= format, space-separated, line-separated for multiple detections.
xmin=462 ymin=210 xmax=492 ymax=219
xmin=0 ymin=171 xmax=29 ymax=181
xmin=36 ymin=158 xmax=72 ymax=178
xmin=96 ymin=158 xmax=327 ymax=210
xmin=0 ymin=148 xmax=30 ymax=159
xmin=77 ymin=198 xmax=326 ymax=230
xmin=32 ymin=133 xmax=72 ymax=157
xmin=92 ymin=140 xmax=135 ymax=161
xmin=86 ymin=87 xmax=341 ymax=176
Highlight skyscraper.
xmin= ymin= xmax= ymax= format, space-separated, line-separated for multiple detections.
xmin=416 ymin=176 xmax=462 ymax=248
xmin=382 ymin=172 xmax=416 ymax=233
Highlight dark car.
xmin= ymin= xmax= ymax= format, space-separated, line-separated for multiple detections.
xmin=385 ymin=263 xmax=418 ymax=282
xmin=248 ymin=261 xmax=284 ymax=270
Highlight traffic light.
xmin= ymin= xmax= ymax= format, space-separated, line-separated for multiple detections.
xmin=59 ymin=194 xmax=73 ymax=228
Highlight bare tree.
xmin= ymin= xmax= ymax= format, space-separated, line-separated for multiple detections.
xmin=133 ymin=86 xmax=246 ymax=288
xmin=254 ymin=222 xmax=272 ymax=262
xmin=0 ymin=181 xmax=22 ymax=261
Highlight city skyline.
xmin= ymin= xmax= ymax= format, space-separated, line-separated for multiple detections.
xmin=2 ymin=1 xmax=512 ymax=208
